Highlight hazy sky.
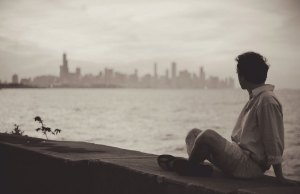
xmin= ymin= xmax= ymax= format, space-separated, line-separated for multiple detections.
xmin=0 ymin=0 xmax=299 ymax=88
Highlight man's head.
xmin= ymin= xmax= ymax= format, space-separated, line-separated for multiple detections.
xmin=236 ymin=52 xmax=269 ymax=89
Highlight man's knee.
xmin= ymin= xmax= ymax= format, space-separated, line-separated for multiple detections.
xmin=185 ymin=128 xmax=202 ymax=143
xmin=195 ymin=129 xmax=218 ymax=145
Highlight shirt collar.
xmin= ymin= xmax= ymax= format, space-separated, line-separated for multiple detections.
xmin=250 ymin=84 xmax=275 ymax=99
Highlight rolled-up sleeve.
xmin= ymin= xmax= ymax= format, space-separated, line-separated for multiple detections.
xmin=258 ymin=103 xmax=284 ymax=165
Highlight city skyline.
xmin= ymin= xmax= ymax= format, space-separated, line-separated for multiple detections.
xmin=2 ymin=53 xmax=234 ymax=89
xmin=0 ymin=0 xmax=299 ymax=88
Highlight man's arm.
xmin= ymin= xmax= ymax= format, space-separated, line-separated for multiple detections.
xmin=273 ymin=163 xmax=284 ymax=180
xmin=258 ymin=103 xmax=299 ymax=185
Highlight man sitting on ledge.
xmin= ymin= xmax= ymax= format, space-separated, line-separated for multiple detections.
xmin=185 ymin=52 xmax=294 ymax=184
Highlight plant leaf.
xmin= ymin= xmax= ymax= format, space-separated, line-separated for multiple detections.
xmin=34 ymin=116 xmax=42 ymax=123
xmin=54 ymin=129 xmax=61 ymax=134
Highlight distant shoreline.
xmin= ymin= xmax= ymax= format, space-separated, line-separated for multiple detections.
xmin=0 ymin=83 xmax=41 ymax=89
xmin=0 ymin=83 xmax=233 ymax=90
xmin=0 ymin=84 xmax=299 ymax=90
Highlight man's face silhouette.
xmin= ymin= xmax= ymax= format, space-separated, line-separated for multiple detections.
xmin=238 ymin=73 xmax=246 ymax=89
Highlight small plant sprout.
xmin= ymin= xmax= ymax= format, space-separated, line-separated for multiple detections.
xmin=34 ymin=116 xmax=61 ymax=140
xmin=11 ymin=124 xmax=24 ymax=136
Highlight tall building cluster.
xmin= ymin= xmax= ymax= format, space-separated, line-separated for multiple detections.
xmin=59 ymin=53 xmax=81 ymax=84
xmin=3 ymin=53 xmax=234 ymax=89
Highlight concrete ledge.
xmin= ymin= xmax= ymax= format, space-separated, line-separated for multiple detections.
xmin=0 ymin=133 xmax=299 ymax=194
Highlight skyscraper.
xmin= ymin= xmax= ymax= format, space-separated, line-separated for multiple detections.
xmin=154 ymin=63 xmax=158 ymax=80
xmin=171 ymin=62 xmax=177 ymax=79
xmin=12 ymin=74 xmax=18 ymax=84
xmin=60 ymin=53 xmax=69 ymax=79
xmin=134 ymin=69 xmax=138 ymax=77
xmin=199 ymin=66 xmax=206 ymax=88
xmin=200 ymin=67 xmax=205 ymax=81
xmin=104 ymin=68 xmax=114 ymax=85
xmin=76 ymin=67 xmax=81 ymax=78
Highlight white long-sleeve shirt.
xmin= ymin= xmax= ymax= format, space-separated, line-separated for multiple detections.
xmin=231 ymin=84 xmax=284 ymax=169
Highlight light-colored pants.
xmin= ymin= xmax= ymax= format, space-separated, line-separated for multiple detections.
xmin=186 ymin=129 xmax=264 ymax=178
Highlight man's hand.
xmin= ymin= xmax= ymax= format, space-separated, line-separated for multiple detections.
xmin=273 ymin=164 xmax=300 ymax=186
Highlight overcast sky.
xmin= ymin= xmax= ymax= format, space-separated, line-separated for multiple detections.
xmin=0 ymin=0 xmax=299 ymax=88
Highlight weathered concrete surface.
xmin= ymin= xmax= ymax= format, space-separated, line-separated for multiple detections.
xmin=0 ymin=133 xmax=299 ymax=194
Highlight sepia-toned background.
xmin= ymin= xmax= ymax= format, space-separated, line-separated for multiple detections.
xmin=0 ymin=0 xmax=299 ymax=181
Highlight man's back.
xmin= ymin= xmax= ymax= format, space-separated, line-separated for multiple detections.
xmin=232 ymin=84 xmax=284 ymax=170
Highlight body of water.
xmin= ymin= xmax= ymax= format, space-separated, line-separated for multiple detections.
xmin=0 ymin=88 xmax=299 ymax=180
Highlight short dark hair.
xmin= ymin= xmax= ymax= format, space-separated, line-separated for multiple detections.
xmin=236 ymin=52 xmax=269 ymax=84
